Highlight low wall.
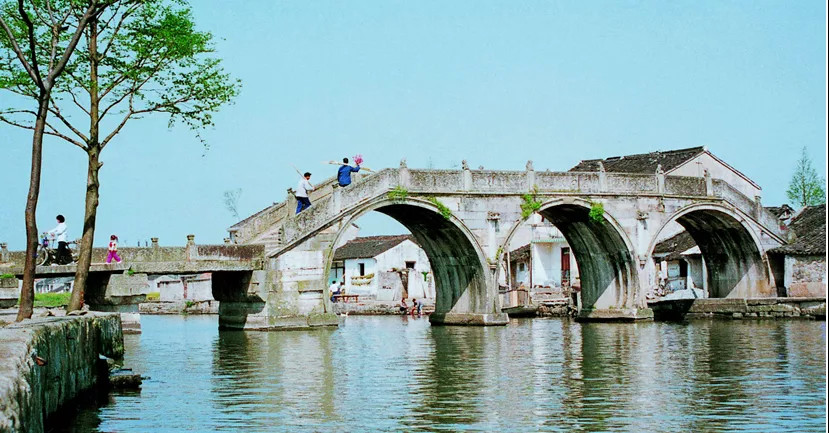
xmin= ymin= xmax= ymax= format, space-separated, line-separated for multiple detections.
xmin=0 ymin=314 xmax=123 ymax=433
xmin=649 ymin=297 xmax=826 ymax=321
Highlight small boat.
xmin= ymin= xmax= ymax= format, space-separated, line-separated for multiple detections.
xmin=502 ymin=305 xmax=538 ymax=318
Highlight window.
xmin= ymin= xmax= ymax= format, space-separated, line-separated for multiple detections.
xmin=359 ymin=263 xmax=366 ymax=276
xmin=518 ymin=263 xmax=526 ymax=272
xmin=405 ymin=261 xmax=416 ymax=269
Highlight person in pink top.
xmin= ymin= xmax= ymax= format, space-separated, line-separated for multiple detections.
xmin=106 ymin=235 xmax=122 ymax=264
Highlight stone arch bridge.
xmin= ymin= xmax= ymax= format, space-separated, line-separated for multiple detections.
xmin=222 ymin=162 xmax=785 ymax=329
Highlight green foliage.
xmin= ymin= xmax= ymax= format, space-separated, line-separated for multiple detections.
xmin=126 ymin=267 xmax=135 ymax=276
xmin=184 ymin=300 xmax=195 ymax=309
xmin=786 ymin=147 xmax=826 ymax=208
xmin=146 ymin=291 xmax=160 ymax=301
xmin=520 ymin=186 xmax=542 ymax=219
xmin=33 ymin=292 xmax=71 ymax=308
xmin=388 ymin=186 xmax=409 ymax=201
xmin=427 ymin=196 xmax=453 ymax=220
xmin=589 ymin=202 xmax=605 ymax=224
xmin=0 ymin=273 xmax=14 ymax=279
xmin=2 ymin=0 xmax=240 ymax=149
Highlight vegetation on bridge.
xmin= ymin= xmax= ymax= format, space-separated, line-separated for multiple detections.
xmin=427 ymin=197 xmax=453 ymax=220
xmin=589 ymin=202 xmax=605 ymax=224
xmin=520 ymin=186 xmax=542 ymax=219
xmin=388 ymin=186 xmax=409 ymax=201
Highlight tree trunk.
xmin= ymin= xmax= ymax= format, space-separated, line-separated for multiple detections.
xmin=68 ymin=16 xmax=100 ymax=312
xmin=68 ymin=149 xmax=100 ymax=311
xmin=16 ymin=93 xmax=49 ymax=321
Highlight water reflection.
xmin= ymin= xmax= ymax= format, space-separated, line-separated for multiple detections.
xmin=57 ymin=316 xmax=826 ymax=433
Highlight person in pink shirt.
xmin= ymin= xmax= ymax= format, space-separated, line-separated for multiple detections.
xmin=106 ymin=235 xmax=122 ymax=264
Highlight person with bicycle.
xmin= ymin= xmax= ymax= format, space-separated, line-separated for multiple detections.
xmin=46 ymin=214 xmax=71 ymax=265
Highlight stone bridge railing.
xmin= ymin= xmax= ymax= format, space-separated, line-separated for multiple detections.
xmin=0 ymin=235 xmax=265 ymax=271
xmin=228 ymin=163 xmax=784 ymax=257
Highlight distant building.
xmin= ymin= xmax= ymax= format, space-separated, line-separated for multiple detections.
xmin=652 ymin=231 xmax=705 ymax=295
xmin=504 ymin=214 xmax=579 ymax=290
xmin=570 ymin=146 xmax=762 ymax=199
xmin=35 ymin=277 xmax=73 ymax=294
xmin=768 ymin=205 xmax=826 ymax=297
xmin=330 ymin=235 xmax=434 ymax=301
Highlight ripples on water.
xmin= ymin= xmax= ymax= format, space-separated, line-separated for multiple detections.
xmin=55 ymin=316 xmax=826 ymax=432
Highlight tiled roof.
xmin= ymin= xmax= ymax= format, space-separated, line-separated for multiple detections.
xmin=333 ymin=235 xmax=416 ymax=260
xmin=507 ymin=244 xmax=531 ymax=261
xmin=569 ymin=147 xmax=705 ymax=174
xmin=765 ymin=204 xmax=794 ymax=219
xmin=769 ymin=205 xmax=826 ymax=255
xmin=653 ymin=231 xmax=698 ymax=261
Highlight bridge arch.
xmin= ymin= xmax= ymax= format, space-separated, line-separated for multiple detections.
xmin=325 ymin=196 xmax=504 ymax=324
xmin=499 ymin=197 xmax=641 ymax=312
xmin=646 ymin=203 xmax=771 ymax=298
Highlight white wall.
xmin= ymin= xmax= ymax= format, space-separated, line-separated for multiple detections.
xmin=375 ymin=240 xmax=434 ymax=299
xmin=671 ymin=152 xmax=762 ymax=199
xmin=343 ymin=258 xmax=376 ymax=295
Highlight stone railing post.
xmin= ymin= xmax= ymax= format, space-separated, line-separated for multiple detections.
xmin=0 ymin=243 xmax=8 ymax=263
xmin=656 ymin=164 xmax=666 ymax=194
xmin=704 ymin=169 xmax=713 ymax=196
xmin=332 ymin=183 xmax=342 ymax=213
xmin=754 ymin=196 xmax=763 ymax=219
xmin=150 ymin=237 xmax=160 ymax=261
xmin=186 ymin=234 xmax=196 ymax=261
xmin=462 ymin=160 xmax=472 ymax=191
xmin=398 ymin=159 xmax=410 ymax=188
xmin=525 ymin=160 xmax=535 ymax=191
xmin=286 ymin=188 xmax=297 ymax=215
xmin=597 ymin=161 xmax=607 ymax=192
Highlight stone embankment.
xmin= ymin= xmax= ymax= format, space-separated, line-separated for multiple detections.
xmin=649 ymin=297 xmax=826 ymax=321
xmin=332 ymin=301 xmax=435 ymax=316
xmin=0 ymin=314 xmax=123 ymax=433
xmin=138 ymin=300 xmax=219 ymax=315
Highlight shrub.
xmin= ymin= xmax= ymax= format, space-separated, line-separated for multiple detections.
xmin=146 ymin=292 xmax=161 ymax=302
xmin=589 ymin=202 xmax=605 ymax=224
xmin=388 ymin=186 xmax=409 ymax=201
xmin=520 ymin=186 xmax=542 ymax=219
xmin=427 ymin=197 xmax=453 ymax=220
xmin=0 ymin=273 xmax=15 ymax=279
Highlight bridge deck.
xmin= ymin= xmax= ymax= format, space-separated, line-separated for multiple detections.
xmin=2 ymin=260 xmax=263 ymax=278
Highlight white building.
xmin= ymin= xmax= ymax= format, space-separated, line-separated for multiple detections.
xmin=569 ymin=146 xmax=762 ymax=200
xmin=651 ymin=231 xmax=706 ymax=296
xmin=503 ymin=213 xmax=580 ymax=290
xmin=330 ymin=235 xmax=434 ymax=301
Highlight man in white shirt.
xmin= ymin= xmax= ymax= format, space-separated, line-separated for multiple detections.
xmin=295 ymin=172 xmax=314 ymax=214
xmin=329 ymin=280 xmax=341 ymax=302
xmin=47 ymin=214 xmax=71 ymax=264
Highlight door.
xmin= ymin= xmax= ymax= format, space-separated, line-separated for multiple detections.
xmin=561 ymin=247 xmax=571 ymax=287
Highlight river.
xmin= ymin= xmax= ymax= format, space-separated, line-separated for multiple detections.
xmin=53 ymin=315 xmax=826 ymax=432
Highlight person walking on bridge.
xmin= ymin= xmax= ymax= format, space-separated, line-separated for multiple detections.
xmin=337 ymin=157 xmax=361 ymax=187
xmin=295 ymin=172 xmax=314 ymax=214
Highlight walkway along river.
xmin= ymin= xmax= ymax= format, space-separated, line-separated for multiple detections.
xmin=52 ymin=315 xmax=826 ymax=432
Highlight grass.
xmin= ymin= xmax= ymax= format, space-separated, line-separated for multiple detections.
xmin=33 ymin=292 xmax=71 ymax=308
xmin=146 ymin=292 xmax=161 ymax=301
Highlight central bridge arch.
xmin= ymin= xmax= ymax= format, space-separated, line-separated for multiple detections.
xmin=499 ymin=198 xmax=642 ymax=315
xmin=326 ymin=197 xmax=507 ymax=325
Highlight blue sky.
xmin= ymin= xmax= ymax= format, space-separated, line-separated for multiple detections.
xmin=0 ymin=0 xmax=826 ymax=249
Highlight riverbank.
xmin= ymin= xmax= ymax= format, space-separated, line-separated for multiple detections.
xmin=0 ymin=313 xmax=123 ymax=433
xmin=649 ymin=297 xmax=826 ymax=320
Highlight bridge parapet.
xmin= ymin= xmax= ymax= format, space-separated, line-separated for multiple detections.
xmin=229 ymin=166 xmax=785 ymax=251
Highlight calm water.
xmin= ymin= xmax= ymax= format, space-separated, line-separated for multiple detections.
xmin=56 ymin=315 xmax=826 ymax=432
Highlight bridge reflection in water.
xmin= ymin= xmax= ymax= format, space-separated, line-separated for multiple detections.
xmin=54 ymin=315 xmax=826 ymax=432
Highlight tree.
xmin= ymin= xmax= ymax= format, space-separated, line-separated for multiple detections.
xmin=786 ymin=147 xmax=826 ymax=208
xmin=223 ymin=188 xmax=241 ymax=220
xmin=3 ymin=0 xmax=239 ymax=312
xmin=1 ymin=0 xmax=112 ymax=320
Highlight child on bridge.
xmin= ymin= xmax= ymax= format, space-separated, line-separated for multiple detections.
xmin=107 ymin=235 xmax=122 ymax=264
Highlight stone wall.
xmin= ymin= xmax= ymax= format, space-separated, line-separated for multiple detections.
xmin=0 ymin=314 xmax=123 ymax=433
xmin=785 ymin=255 xmax=827 ymax=297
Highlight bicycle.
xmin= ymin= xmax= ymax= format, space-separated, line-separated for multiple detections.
xmin=36 ymin=233 xmax=79 ymax=266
